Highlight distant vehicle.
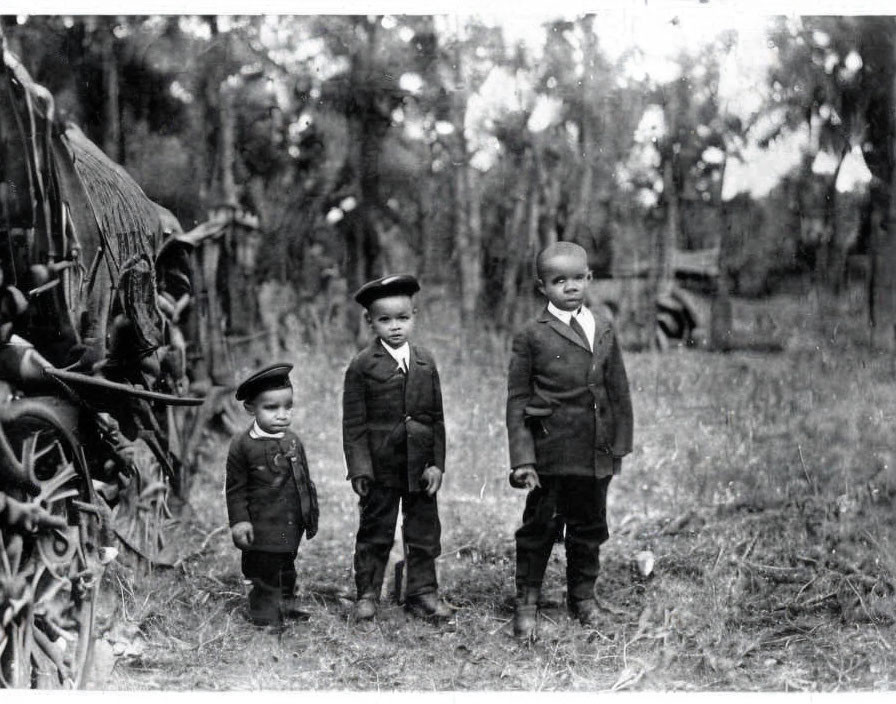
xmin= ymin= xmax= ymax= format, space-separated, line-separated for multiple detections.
xmin=589 ymin=246 xmax=719 ymax=349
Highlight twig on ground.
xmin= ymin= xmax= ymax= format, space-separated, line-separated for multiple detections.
xmin=844 ymin=577 xmax=892 ymax=651
xmin=711 ymin=545 xmax=724 ymax=572
xmin=174 ymin=525 xmax=229 ymax=567
xmin=194 ymin=630 xmax=226 ymax=652
xmin=437 ymin=543 xmax=474 ymax=560
xmin=610 ymin=661 xmax=647 ymax=691
xmin=741 ymin=534 xmax=759 ymax=560
xmin=795 ymin=574 xmax=820 ymax=601
xmin=798 ymin=444 xmax=815 ymax=493
xmin=488 ymin=618 xmax=511 ymax=636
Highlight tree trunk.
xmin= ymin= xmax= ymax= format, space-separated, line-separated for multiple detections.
xmin=820 ymin=151 xmax=844 ymax=290
xmin=661 ymin=156 xmax=680 ymax=284
xmin=101 ymin=19 xmax=121 ymax=163
xmin=710 ymin=156 xmax=733 ymax=350
xmin=871 ymin=170 xmax=896 ymax=351
xmin=217 ymin=77 xmax=238 ymax=206
xmin=455 ymin=163 xmax=483 ymax=325
xmin=565 ymin=15 xmax=597 ymax=250
xmin=647 ymin=78 xmax=684 ymax=350
xmin=499 ymin=150 xmax=532 ymax=329
xmin=870 ymin=32 xmax=896 ymax=351
xmin=449 ymin=31 xmax=482 ymax=327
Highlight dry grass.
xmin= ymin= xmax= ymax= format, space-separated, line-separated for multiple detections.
xmin=96 ymin=287 xmax=896 ymax=691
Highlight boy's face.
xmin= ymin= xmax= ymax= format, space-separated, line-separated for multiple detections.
xmin=244 ymin=386 xmax=294 ymax=434
xmin=537 ymin=252 xmax=592 ymax=312
xmin=365 ymin=295 xmax=415 ymax=348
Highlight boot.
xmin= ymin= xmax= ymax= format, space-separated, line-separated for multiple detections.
xmin=247 ymin=581 xmax=282 ymax=627
xmin=513 ymin=587 xmax=540 ymax=640
xmin=281 ymin=597 xmax=311 ymax=621
xmin=569 ymin=597 xmax=600 ymax=627
xmin=353 ymin=593 xmax=378 ymax=621
xmin=405 ymin=591 xmax=452 ymax=622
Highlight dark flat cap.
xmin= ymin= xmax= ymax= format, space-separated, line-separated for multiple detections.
xmin=235 ymin=363 xmax=293 ymax=401
xmin=353 ymin=274 xmax=420 ymax=308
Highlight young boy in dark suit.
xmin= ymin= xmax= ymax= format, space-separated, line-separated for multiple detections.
xmin=226 ymin=363 xmax=318 ymax=628
xmin=506 ymin=242 xmax=633 ymax=639
xmin=342 ymin=274 xmax=450 ymax=622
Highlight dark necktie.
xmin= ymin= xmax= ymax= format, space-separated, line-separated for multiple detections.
xmin=569 ymin=315 xmax=591 ymax=349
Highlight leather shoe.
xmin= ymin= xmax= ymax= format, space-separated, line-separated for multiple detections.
xmin=513 ymin=604 xmax=537 ymax=639
xmin=353 ymin=595 xmax=378 ymax=621
xmin=281 ymin=599 xmax=311 ymax=621
xmin=569 ymin=598 xmax=600 ymax=627
xmin=513 ymin=587 xmax=540 ymax=640
xmin=405 ymin=592 xmax=451 ymax=622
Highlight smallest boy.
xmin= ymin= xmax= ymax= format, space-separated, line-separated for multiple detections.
xmin=226 ymin=363 xmax=318 ymax=628
xmin=342 ymin=274 xmax=450 ymax=622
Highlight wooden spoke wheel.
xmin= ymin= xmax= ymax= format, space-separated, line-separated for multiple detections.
xmin=0 ymin=402 xmax=103 ymax=689
xmin=109 ymin=439 xmax=177 ymax=567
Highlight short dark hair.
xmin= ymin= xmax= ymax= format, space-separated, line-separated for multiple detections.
xmin=536 ymin=241 xmax=588 ymax=279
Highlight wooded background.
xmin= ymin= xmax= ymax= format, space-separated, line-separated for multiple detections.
xmin=4 ymin=14 xmax=895 ymax=349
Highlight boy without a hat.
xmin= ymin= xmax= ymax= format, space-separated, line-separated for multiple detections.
xmin=506 ymin=242 xmax=633 ymax=639
xmin=225 ymin=363 xmax=319 ymax=628
xmin=342 ymin=274 xmax=450 ymax=622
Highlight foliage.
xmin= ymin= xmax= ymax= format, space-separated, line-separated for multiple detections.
xmin=3 ymin=13 xmax=891 ymax=338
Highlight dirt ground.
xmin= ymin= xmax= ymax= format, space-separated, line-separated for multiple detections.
xmin=90 ymin=291 xmax=896 ymax=691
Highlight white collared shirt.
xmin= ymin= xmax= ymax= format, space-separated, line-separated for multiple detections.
xmin=547 ymin=301 xmax=595 ymax=350
xmin=249 ymin=420 xmax=285 ymax=440
xmin=380 ymin=339 xmax=410 ymax=373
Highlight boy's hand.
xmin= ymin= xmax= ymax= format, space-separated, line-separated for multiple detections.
xmin=510 ymin=465 xmax=541 ymax=490
xmin=351 ymin=476 xmax=371 ymax=498
xmin=421 ymin=466 xmax=443 ymax=496
xmin=231 ymin=521 xmax=254 ymax=550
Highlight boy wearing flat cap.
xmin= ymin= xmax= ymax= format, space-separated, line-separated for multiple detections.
xmin=506 ymin=242 xmax=633 ymax=639
xmin=226 ymin=363 xmax=319 ymax=628
xmin=342 ymin=274 xmax=450 ymax=622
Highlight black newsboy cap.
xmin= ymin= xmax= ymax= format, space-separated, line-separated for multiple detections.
xmin=353 ymin=273 xmax=420 ymax=308
xmin=235 ymin=363 xmax=293 ymax=401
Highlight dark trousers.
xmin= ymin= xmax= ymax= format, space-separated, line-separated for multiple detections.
xmin=515 ymin=475 xmax=611 ymax=605
xmin=242 ymin=549 xmax=298 ymax=624
xmin=354 ymin=483 xmax=441 ymax=599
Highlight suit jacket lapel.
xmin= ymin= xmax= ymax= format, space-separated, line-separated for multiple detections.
xmin=405 ymin=345 xmax=430 ymax=410
xmin=591 ymin=314 xmax=613 ymax=358
xmin=538 ymin=308 xmax=591 ymax=352
xmin=367 ymin=341 xmax=402 ymax=378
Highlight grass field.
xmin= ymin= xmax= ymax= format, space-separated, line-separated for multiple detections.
xmin=95 ymin=289 xmax=896 ymax=691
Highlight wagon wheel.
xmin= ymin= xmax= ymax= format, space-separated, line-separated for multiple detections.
xmin=109 ymin=439 xmax=177 ymax=567
xmin=0 ymin=407 xmax=103 ymax=689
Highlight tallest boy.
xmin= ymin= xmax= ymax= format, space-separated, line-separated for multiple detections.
xmin=506 ymin=241 xmax=634 ymax=639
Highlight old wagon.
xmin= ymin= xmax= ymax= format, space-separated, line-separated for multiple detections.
xmin=1 ymin=38 xmax=204 ymax=687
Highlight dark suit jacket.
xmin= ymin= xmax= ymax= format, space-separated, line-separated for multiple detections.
xmin=506 ymin=307 xmax=633 ymax=478
xmin=225 ymin=428 xmax=311 ymax=551
xmin=342 ymin=341 xmax=446 ymax=491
